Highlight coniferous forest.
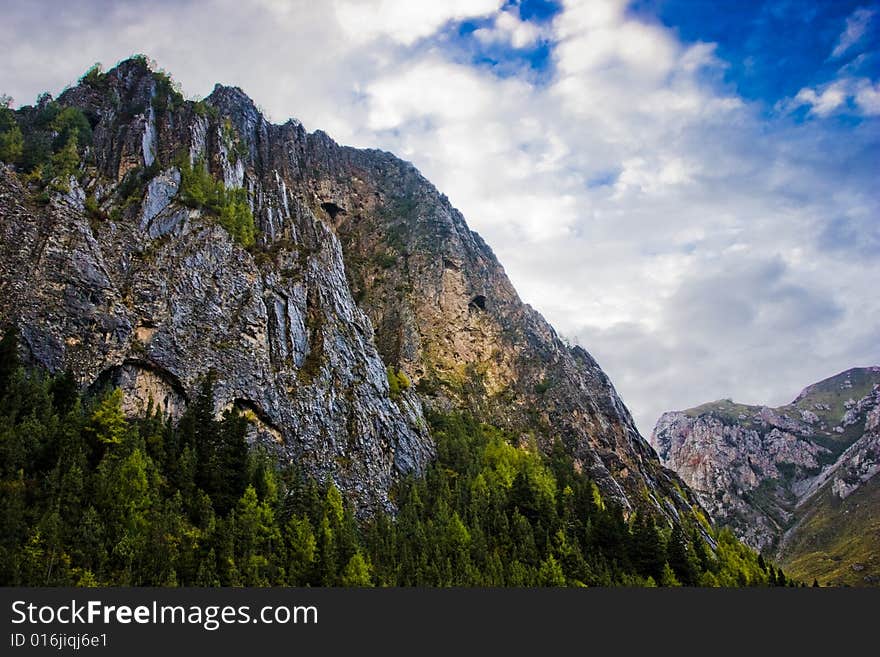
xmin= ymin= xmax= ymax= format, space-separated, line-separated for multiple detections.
xmin=0 ymin=329 xmax=795 ymax=587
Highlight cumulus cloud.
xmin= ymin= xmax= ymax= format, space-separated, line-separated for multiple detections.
xmin=1 ymin=0 xmax=877 ymax=434
xmin=854 ymin=78 xmax=880 ymax=114
xmin=788 ymin=77 xmax=880 ymax=118
xmin=792 ymin=81 xmax=849 ymax=116
xmin=831 ymin=7 xmax=875 ymax=59
xmin=333 ymin=0 xmax=503 ymax=46
xmin=473 ymin=7 xmax=545 ymax=49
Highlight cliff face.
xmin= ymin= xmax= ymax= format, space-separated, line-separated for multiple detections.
xmin=297 ymin=123 xmax=689 ymax=516
xmin=0 ymin=60 xmax=432 ymax=510
xmin=651 ymin=367 xmax=880 ymax=584
xmin=0 ymin=57 xmax=697 ymax=518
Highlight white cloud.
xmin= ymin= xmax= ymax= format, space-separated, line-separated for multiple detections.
xmin=554 ymin=10 xmax=678 ymax=81
xmin=788 ymin=77 xmax=880 ymax=118
xmin=364 ymin=59 xmax=499 ymax=130
xmin=473 ymin=8 xmax=544 ymax=49
xmin=333 ymin=0 xmax=503 ymax=46
xmin=679 ymin=42 xmax=721 ymax=72
xmin=792 ymin=81 xmax=849 ymax=117
xmin=831 ymin=7 xmax=874 ymax=59
xmin=855 ymin=79 xmax=880 ymax=115
xmin=614 ymin=156 xmax=695 ymax=196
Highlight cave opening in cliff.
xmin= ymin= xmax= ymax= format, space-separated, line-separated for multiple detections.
xmin=321 ymin=201 xmax=344 ymax=220
xmin=470 ymin=295 xmax=487 ymax=311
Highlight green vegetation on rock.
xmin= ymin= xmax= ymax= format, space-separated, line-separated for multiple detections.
xmin=151 ymin=70 xmax=184 ymax=115
xmin=79 ymin=63 xmax=109 ymax=91
xmin=386 ymin=366 xmax=410 ymax=400
xmin=0 ymin=97 xmax=91 ymax=192
xmin=781 ymin=476 xmax=880 ymax=586
xmin=178 ymin=156 xmax=256 ymax=247
xmin=0 ymin=101 xmax=23 ymax=164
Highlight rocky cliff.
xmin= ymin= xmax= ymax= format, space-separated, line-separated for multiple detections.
xmin=0 ymin=57 xmax=698 ymax=518
xmin=651 ymin=367 xmax=880 ymax=585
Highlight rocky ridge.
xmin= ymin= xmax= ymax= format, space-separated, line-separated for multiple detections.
xmin=0 ymin=57 xmax=698 ymax=519
xmin=651 ymin=367 xmax=880 ymax=583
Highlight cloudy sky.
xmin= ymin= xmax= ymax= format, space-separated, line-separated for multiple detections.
xmin=3 ymin=0 xmax=878 ymax=434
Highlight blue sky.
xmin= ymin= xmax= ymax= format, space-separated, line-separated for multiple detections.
xmin=646 ymin=1 xmax=878 ymax=102
xmin=2 ymin=0 xmax=878 ymax=433
xmin=450 ymin=0 xmax=880 ymax=109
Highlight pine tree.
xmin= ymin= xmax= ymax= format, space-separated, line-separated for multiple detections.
xmin=95 ymin=444 xmax=153 ymax=584
xmin=690 ymin=528 xmax=712 ymax=573
xmin=195 ymin=549 xmax=221 ymax=587
xmin=537 ymin=554 xmax=566 ymax=586
xmin=284 ymin=515 xmax=316 ymax=585
xmin=630 ymin=514 xmax=666 ymax=582
xmin=0 ymin=105 xmax=24 ymax=164
xmin=74 ymin=506 xmax=107 ymax=580
xmin=340 ymin=552 xmax=373 ymax=586
xmin=317 ymin=514 xmax=337 ymax=586
xmin=88 ymin=389 xmax=128 ymax=446
xmin=660 ymin=562 xmax=682 ymax=587
xmin=49 ymin=369 xmax=79 ymax=415
xmin=213 ymin=407 xmax=249 ymax=515
xmin=233 ymin=485 xmax=281 ymax=585
xmin=0 ymin=326 xmax=20 ymax=397
xmin=776 ymin=568 xmax=787 ymax=587
xmin=667 ymin=523 xmax=696 ymax=585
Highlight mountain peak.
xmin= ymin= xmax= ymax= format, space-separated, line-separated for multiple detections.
xmin=792 ymin=366 xmax=880 ymax=405
xmin=208 ymin=83 xmax=258 ymax=115
xmin=1 ymin=58 xmax=700 ymax=523
xmin=652 ymin=368 xmax=880 ymax=585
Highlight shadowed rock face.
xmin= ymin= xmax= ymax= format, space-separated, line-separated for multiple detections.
xmin=0 ymin=57 xmax=698 ymax=518
xmin=651 ymin=367 xmax=880 ymax=581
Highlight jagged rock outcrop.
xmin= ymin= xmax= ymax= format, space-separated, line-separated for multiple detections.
xmin=0 ymin=57 xmax=698 ymax=518
xmin=0 ymin=59 xmax=432 ymax=510
xmin=651 ymin=367 xmax=880 ymax=584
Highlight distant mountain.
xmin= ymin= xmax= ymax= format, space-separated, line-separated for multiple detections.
xmin=651 ymin=367 xmax=880 ymax=585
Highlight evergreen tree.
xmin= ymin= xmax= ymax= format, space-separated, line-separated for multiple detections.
xmin=88 ymin=389 xmax=128 ymax=446
xmin=667 ymin=523 xmax=697 ymax=585
xmin=630 ymin=514 xmax=666 ymax=581
xmin=776 ymin=568 xmax=787 ymax=587
xmin=0 ymin=326 xmax=20 ymax=397
xmin=660 ymin=562 xmax=682 ymax=587
xmin=0 ymin=104 xmax=24 ymax=164
xmin=284 ymin=515 xmax=316 ymax=585
xmin=0 ymin=363 xmax=792 ymax=589
xmin=340 ymin=552 xmax=372 ymax=586
xmin=690 ymin=528 xmax=712 ymax=573
xmin=213 ymin=407 xmax=249 ymax=514
xmin=538 ymin=555 xmax=566 ymax=587
xmin=233 ymin=485 xmax=281 ymax=586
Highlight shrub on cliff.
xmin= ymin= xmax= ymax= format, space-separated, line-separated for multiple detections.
xmin=178 ymin=156 xmax=256 ymax=247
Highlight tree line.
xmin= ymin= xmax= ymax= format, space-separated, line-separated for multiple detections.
xmin=0 ymin=328 xmax=795 ymax=586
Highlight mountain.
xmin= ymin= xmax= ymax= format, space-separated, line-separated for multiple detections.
xmin=651 ymin=367 xmax=880 ymax=585
xmin=0 ymin=56 xmax=699 ymax=521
